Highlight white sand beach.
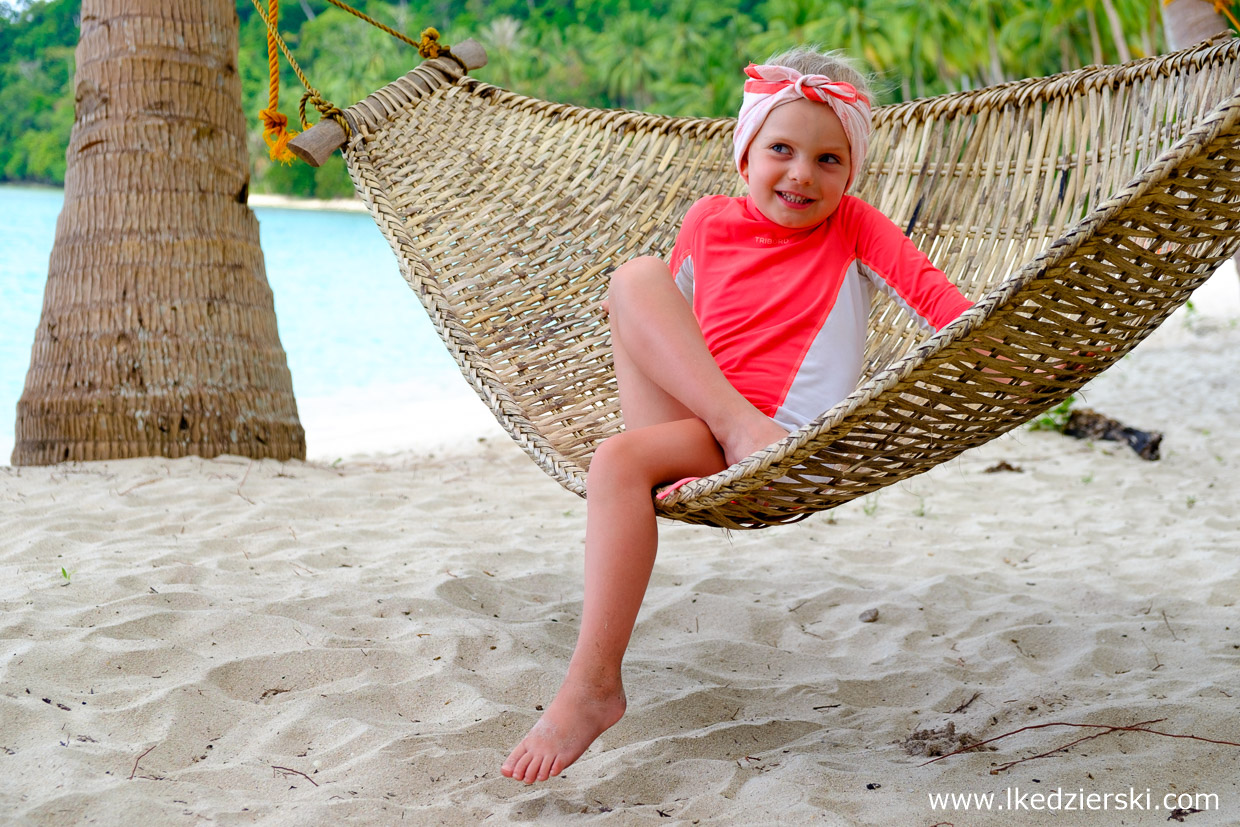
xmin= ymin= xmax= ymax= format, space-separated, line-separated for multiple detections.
xmin=1 ymin=271 xmax=1238 ymax=825
xmin=247 ymin=192 xmax=371 ymax=213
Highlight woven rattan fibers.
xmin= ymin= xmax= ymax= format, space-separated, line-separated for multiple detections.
xmin=341 ymin=38 xmax=1240 ymax=528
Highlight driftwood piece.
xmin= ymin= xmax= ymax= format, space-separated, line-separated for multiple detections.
xmin=1062 ymin=408 xmax=1163 ymax=460
xmin=288 ymin=39 xmax=487 ymax=167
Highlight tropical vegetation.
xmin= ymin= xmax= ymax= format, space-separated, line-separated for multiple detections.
xmin=0 ymin=0 xmax=1221 ymax=198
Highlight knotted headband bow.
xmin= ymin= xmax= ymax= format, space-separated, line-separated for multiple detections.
xmin=733 ymin=63 xmax=873 ymax=191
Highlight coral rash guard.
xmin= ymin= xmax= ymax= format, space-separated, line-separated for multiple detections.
xmin=669 ymin=194 xmax=972 ymax=431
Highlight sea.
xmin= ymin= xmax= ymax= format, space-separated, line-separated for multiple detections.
xmin=4 ymin=185 xmax=1237 ymax=466
xmin=0 ymin=184 xmax=501 ymax=464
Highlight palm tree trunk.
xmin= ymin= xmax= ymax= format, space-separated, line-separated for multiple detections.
xmin=1098 ymin=0 xmax=1131 ymax=62
xmin=987 ymin=25 xmax=1004 ymax=85
xmin=1161 ymin=0 xmax=1239 ymax=285
xmin=12 ymin=0 xmax=305 ymax=465
xmin=1163 ymin=0 xmax=1233 ymax=48
xmin=1086 ymin=7 xmax=1105 ymax=64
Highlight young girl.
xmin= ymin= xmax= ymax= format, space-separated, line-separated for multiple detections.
xmin=501 ymin=47 xmax=973 ymax=785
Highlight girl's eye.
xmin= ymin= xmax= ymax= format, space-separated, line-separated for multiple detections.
xmin=770 ymin=143 xmax=791 ymax=154
xmin=820 ymin=154 xmax=841 ymax=164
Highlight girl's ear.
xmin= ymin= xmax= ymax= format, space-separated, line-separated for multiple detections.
xmin=739 ymin=154 xmax=750 ymax=184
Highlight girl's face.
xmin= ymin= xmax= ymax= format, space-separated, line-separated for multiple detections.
xmin=739 ymin=99 xmax=852 ymax=229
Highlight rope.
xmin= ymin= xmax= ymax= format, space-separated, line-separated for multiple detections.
xmin=322 ymin=0 xmax=421 ymax=50
xmin=1216 ymin=0 xmax=1240 ymax=32
xmin=248 ymin=0 xmax=466 ymax=162
xmin=259 ymin=0 xmax=296 ymax=163
xmin=318 ymin=2 xmax=466 ymax=68
xmin=249 ymin=0 xmax=351 ymax=140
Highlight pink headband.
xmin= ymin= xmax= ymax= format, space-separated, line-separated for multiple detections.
xmin=733 ymin=63 xmax=873 ymax=191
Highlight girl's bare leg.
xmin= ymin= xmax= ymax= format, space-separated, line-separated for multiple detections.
xmin=606 ymin=256 xmax=787 ymax=461
xmin=501 ymin=257 xmax=785 ymax=783
xmin=501 ymin=418 xmax=726 ymax=783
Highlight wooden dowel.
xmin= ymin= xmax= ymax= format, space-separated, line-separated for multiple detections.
xmin=287 ymin=39 xmax=488 ymax=167
xmin=447 ymin=39 xmax=489 ymax=72
xmin=288 ymin=119 xmax=347 ymax=168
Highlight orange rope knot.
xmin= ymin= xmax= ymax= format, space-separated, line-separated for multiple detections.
xmin=258 ymin=0 xmax=298 ymax=164
xmin=260 ymin=107 xmax=298 ymax=164
xmin=418 ymin=27 xmax=445 ymax=59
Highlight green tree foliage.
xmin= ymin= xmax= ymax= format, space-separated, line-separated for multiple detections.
xmin=0 ymin=0 xmax=77 ymax=183
xmin=3 ymin=0 xmax=1177 ymax=197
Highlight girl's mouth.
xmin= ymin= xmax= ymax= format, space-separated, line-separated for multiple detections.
xmin=778 ymin=191 xmax=813 ymax=206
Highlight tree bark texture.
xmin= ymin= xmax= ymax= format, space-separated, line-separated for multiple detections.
xmin=1163 ymin=0 xmax=1233 ymax=49
xmin=13 ymin=0 xmax=306 ymax=464
xmin=1161 ymin=0 xmax=1239 ymax=281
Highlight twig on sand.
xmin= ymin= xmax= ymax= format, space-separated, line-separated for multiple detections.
xmin=950 ymin=692 xmax=981 ymax=714
xmin=1161 ymin=610 xmax=1183 ymax=642
xmin=236 ymin=461 xmax=255 ymax=505
xmin=922 ymin=718 xmax=1240 ymax=775
xmin=129 ymin=744 xmax=157 ymax=780
xmin=118 ymin=478 xmax=161 ymax=497
xmin=272 ymin=765 xmax=319 ymax=786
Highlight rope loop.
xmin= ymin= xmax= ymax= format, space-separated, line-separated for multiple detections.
xmin=299 ymin=90 xmax=351 ymax=135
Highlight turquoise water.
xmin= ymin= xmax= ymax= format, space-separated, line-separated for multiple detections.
xmin=0 ymin=184 xmax=464 ymax=460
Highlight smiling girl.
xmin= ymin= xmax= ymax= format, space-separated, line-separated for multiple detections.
xmin=501 ymin=47 xmax=973 ymax=785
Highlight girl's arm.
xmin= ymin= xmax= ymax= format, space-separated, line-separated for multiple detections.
xmin=846 ymin=197 xmax=972 ymax=332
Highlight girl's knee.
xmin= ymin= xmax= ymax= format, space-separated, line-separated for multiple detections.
xmin=614 ymin=255 xmax=668 ymax=277
xmin=589 ymin=433 xmax=631 ymax=474
xmin=609 ymin=256 xmax=670 ymax=302
xmin=587 ymin=432 xmax=646 ymax=495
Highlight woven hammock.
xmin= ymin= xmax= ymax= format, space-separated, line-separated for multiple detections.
xmin=305 ymin=36 xmax=1240 ymax=529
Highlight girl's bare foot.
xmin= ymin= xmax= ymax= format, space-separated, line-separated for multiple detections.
xmin=501 ymin=678 xmax=627 ymax=784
